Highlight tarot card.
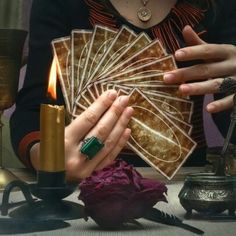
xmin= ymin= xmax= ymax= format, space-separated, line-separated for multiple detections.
xmin=81 ymin=88 xmax=93 ymax=105
xmin=80 ymin=25 xmax=117 ymax=89
xmin=145 ymin=92 xmax=193 ymax=123
xmin=98 ymin=32 xmax=152 ymax=79
xmin=100 ymin=38 xmax=167 ymax=79
xmin=99 ymin=55 xmax=176 ymax=84
xmin=73 ymin=89 xmax=91 ymax=117
xmin=71 ymin=29 xmax=92 ymax=103
xmin=120 ymin=83 xmax=182 ymax=97
xmin=87 ymin=83 xmax=98 ymax=101
xmin=89 ymin=25 xmax=137 ymax=81
xmin=72 ymin=101 xmax=86 ymax=118
xmin=127 ymin=89 xmax=197 ymax=179
xmin=111 ymin=85 xmax=192 ymax=132
xmin=93 ymin=81 xmax=104 ymax=98
xmin=52 ymin=36 xmax=71 ymax=112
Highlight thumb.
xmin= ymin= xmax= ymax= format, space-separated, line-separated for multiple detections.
xmin=182 ymin=25 xmax=206 ymax=46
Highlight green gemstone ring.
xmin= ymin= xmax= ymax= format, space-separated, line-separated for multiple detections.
xmin=80 ymin=136 xmax=104 ymax=160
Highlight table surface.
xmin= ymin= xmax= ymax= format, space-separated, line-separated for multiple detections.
xmin=0 ymin=167 xmax=236 ymax=236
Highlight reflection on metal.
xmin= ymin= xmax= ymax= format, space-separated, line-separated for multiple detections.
xmin=179 ymin=173 xmax=236 ymax=218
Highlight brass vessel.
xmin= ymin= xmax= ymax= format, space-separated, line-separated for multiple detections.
xmin=178 ymin=173 xmax=236 ymax=217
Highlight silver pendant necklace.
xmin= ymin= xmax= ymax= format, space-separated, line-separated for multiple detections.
xmin=137 ymin=0 xmax=152 ymax=22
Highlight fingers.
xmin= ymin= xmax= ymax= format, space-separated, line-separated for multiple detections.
xmin=182 ymin=25 xmax=205 ymax=46
xmin=77 ymin=105 xmax=133 ymax=178
xmin=85 ymin=95 xmax=130 ymax=141
xmin=179 ymin=78 xmax=223 ymax=96
xmin=95 ymin=128 xmax=131 ymax=170
xmin=164 ymin=49 xmax=236 ymax=83
xmin=178 ymin=25 xmax=230 ymax=61
xmin=206 ymin=94 xmax=234 ymax=113
xmin=82 ymin=105 xmax=133 ymax=167
xmin=175 ymin=44 xmax=231 ymax=62
xmin=163 ymin=26 xmax=236 ymax=84
xmin=66 ymin=90 xmax=117 ymax=141
xmin=164 ymin=62 xmax=229 ymax=84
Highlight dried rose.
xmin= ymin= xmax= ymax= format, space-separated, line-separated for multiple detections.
xmin=78 ymin=160 xmax=167 ymax=229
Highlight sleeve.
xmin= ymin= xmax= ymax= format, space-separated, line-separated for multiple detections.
xmin=9 ymin=0 xmax=79 ymax=168
xmin=206 ymin=0 xmax=236 ymax=143
xmin=207 ymin=0 xmax=236 ymax=45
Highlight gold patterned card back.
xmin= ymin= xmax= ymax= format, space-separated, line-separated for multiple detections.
xmin=89 ymin=25 xmax=137 ymax=81
xmin=127 ymin=89 xmax=197 ymax=179
xmin=81 ymin=25 xmax=117 ymax=89
xmin=101 ymin=39 xmax=167 ymax=79
xmin=71 ymin=29 xmax=92 ymax=103
xmin=99 ymin=32 xmax=152 ymax=78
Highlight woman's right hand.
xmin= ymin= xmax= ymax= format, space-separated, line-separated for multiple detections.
xmin=30 ymin=90 xmax=134 ymax=182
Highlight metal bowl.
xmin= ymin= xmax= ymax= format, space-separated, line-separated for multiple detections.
xmin=178 ymin=173 xmax=236 ymax=217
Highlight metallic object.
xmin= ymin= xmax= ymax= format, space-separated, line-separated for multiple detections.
xmin=0 ymin=29 xmax=27 ymax=191
xmin=80 ymin=136 xmax=104 ymax=160
xmin=218 ymin=77 xmax=236 ymax=94
xmin=0 ymin=179 xmax=84 ymax=221
xmin=137 ymin=0 xmax=152 ymax=22
xmin=179 ymin=94 xmax=236 ymax=218
xmin=178 ymin=173 xmax=236 ymax=218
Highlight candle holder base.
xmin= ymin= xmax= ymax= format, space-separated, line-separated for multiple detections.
xmin=29 ymin=182 xmax=76 ymax=200
xmin=9 ymin=199 xmax=85 ymax=221
xmin=1 ymin=180 xmax=85 ymax=221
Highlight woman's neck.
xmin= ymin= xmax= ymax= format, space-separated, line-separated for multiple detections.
xmin=109 ymin=0 xmax=177 ymax=29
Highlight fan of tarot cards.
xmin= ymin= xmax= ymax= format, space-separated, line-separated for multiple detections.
xmin=51 ymin=25 xmax=197 ymax=180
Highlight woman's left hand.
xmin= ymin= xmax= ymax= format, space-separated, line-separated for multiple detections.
xmin=163 ymin=25 xmax=236 ymax=113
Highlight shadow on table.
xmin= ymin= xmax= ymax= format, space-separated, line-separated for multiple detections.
xmin=86 ymin=221 xmax=163 ymax=232
xmin=0 ymin=218 xmax=70 ymax=234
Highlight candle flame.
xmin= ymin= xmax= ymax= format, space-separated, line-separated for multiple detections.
xmin=47 ymin=56 xmax=58 ymax=100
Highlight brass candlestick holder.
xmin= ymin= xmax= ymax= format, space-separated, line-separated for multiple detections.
xmin=0 ymin=103 xmax=84 ymax=220
xmin=179 ymin=94 xmax=236 ymax=219
xmin=0 ymin=171 xmax=85 ymax=221
xmin=0 ymin=29 xmax=27 ymax=191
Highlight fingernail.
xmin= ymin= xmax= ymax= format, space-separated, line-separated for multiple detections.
xmin=207 ymin=104 xmax=215 ymax=113
xmin=175 ymin=50 xmax=186 ymax=59
xmin=119 ymin=96 xmax=129 ymax=106
xmin=179 ymin=84 xmax=190 ymax=94
xmin=107 ymin=90 xmax=117 ymax=100
xmin=125 ymin=107 xmax=134 ymax=117
xmin=163 ymin=73 xmax=175 ymax=83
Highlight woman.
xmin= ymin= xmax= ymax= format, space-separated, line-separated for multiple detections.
xmin=10 ymin=0 xmax=236 ymax=182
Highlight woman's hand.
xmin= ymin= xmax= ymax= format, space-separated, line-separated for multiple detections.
xmin=65 ymin=90 xmax=133 ymax=181
xmin=163 ymin=25 xmax=236 ymax=113
xmin=30 ymin=90 xmax=134 ymax=182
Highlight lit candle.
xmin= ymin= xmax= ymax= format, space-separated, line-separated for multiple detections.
xmin=38 ymin=57 xmax=65 ymax=187
xmin=40 ymin=104 xmax=65 ymax=172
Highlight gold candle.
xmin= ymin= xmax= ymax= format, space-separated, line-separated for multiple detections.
xmin=40 ymin=104 xmax=65 ymax=172
xmin=39 ymin=56 xmax=65 ymax=173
